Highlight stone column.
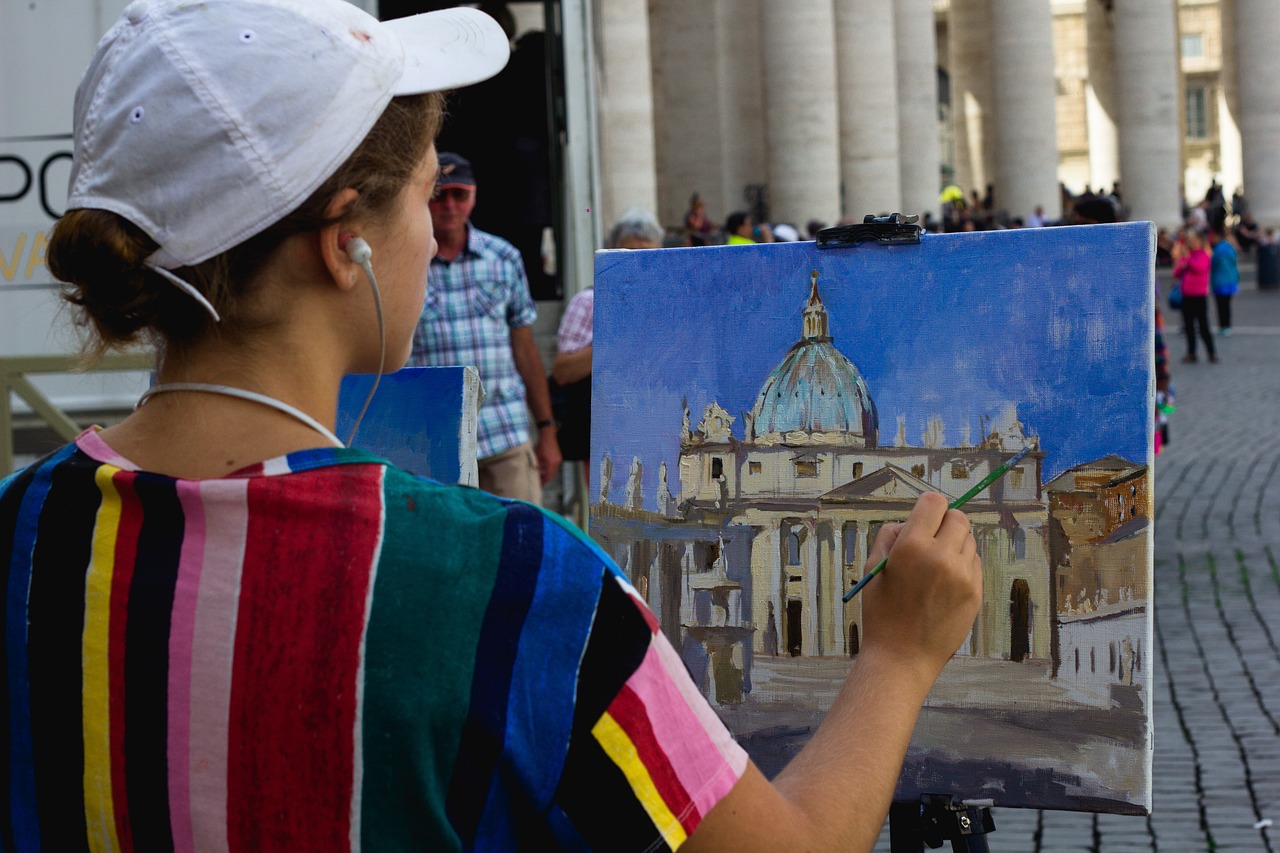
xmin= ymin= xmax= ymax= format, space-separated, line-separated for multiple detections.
xmin=761 ymin=0 xmax=842 ymax=226
xmin=1113 ymin=0 xmax=1182 ymax=229
xmin=895 ymin=0 xmax=943 ymax=220
xmin=990 ymin=0 xmax=1059 ymax=222
xmin=649 ymin=0 xmax=722 ymax=227
xmin=1085 ymin=0 xmax=1120 ymax=196
xmin=1216 ymin=0 xmax=1243 ymax=206
xmin=948 ymin=0 xmax=995 ymax=204
xmin=714 ymin=0 xmax=769 ymax=226
xmin=597 ymin=0 xmax=659 ymax=228
xmin=835 ymin=0 xmax=901 ymax=219
xmin=1236 ymin=0 xmax=1280 ymax=226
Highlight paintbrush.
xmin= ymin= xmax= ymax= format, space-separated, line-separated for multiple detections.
xmin=842 ymin=444 xmax=1034 ymax=602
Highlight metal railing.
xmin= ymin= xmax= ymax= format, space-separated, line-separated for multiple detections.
xmin=1 ymin=352 xmax=154 ymax=475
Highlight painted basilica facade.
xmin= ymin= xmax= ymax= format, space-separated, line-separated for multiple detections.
xmin=591 ymin=273 xmax=1059 ymax=700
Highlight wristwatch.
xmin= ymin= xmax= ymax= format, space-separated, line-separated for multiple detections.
xmin=536 ymin=418 xmax=555 ymax=430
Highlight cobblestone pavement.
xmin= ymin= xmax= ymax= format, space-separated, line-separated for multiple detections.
xmin=874 ymin=263 xmax=1280 ymax=852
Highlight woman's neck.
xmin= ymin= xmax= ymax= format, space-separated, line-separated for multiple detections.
xmin=102 ymin=321 xmax=350 ymax=478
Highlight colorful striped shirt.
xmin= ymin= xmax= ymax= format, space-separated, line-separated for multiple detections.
xmin=0 ymin=430 xmax=746 ymax=851
xmin=410 ymin=226 xmax=539 ymax=460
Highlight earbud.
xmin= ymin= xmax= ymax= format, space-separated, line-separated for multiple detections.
xmin=340 ymin=233 xmax=373 ymax=264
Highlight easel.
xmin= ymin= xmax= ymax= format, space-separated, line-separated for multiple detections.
xmin=889 ymin=796 xmax=996 ymax=852
xmin=819 ymin=217 xmax=998 ymax=852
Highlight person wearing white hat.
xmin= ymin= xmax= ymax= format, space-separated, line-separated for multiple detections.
xmin=0 ymin=0 xmax=983 ymax=849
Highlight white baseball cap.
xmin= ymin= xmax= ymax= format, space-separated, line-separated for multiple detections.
xmin=66 ymin=0 xmax=511 ymax=269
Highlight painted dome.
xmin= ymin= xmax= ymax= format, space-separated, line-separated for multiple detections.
xmin=749 ymin=272 xmax=878 ymax=445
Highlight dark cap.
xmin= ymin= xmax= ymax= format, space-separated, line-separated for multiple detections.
xmin=436 ymin=152 xmax=477 ymax=189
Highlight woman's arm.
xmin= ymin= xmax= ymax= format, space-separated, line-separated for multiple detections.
xmin=683 ymin=493 xmax=982 ymax=852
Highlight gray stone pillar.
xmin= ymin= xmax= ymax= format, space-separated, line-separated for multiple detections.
xmin=1085 ymin=0 xmax=1120 ymax=196
xmin=761 ymin=0 xmax=842 ymax=227
xmin=650 ymin=0 xmax=721 ymax=228
xmin=948 ymin=0 xmax=995 ymax=205
xmin=991 ymin=0 xmax=1059 ymax=222
xmin=714 ymin=0 xmax=768 ymax=225
xmin=1113 ymin=0 xmax=1182 ymax=229
xmin=895 ymin=0 xmax=943 ymax=220
xmin=835 ymin=0 xmax=901 ymax=219
xmin=1236 ymin=0 xmax=1280 ymax=226
xmin=1217 ymin=0 xmax=1243 ymax=206
xmin=597 ymin=0 xmax=659 ymax=228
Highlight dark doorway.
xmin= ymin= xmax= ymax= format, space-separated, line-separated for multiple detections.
xmin=379 ymin=1 xmax=562 ymax=300
xmin=786 ymin=599 xmax=803 ymax=657
xmin=1009 ymin=578 xmax=1031 ymax=662
xmin=848 ymin=622 xmax=860 ymax=657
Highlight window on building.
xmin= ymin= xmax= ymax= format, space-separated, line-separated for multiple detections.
xmin=1012 ymin=528 xmax=1026 ymax=560
xmin=911 ymin=464 xmax=925 ymax=479
xmin=711 ymin=457 xmax=723 ymax=479
xmin=1010 ymin=467 xmax=1024 ymax=490
xmin=844 ymin=524 xmax=858 ymax=566
xmin=951 ymin=461 xmax=968 ymax=479
xmin=749 ymin=461 xmax=761 ymax=475
xmin=1181 ymin=33 xmax=1203 ymax=59
xmin=851 ymin=462 xmax=863 ymax=479
xmin=795 ymin=460 xmax=818 ymax=478
xmin=787 ymin=529 xmax=801 ymax=565
xmin=1186 ymin=83 xmax=1210 ymax=140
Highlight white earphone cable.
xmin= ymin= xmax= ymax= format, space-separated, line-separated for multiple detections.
xmin=344 ymin=241 xmax=384 ymax=447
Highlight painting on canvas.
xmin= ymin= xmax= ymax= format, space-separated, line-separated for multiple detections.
xmin=589 ymin=222 xmax=1155 ymax=814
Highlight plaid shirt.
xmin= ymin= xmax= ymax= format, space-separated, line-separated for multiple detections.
xmin=556 ymin=288 xmax=593 ymax=353
xmin=410 ymin=226 xmax=537 ymax=459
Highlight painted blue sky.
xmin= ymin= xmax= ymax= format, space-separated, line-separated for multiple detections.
xmin=591 ymin=222 xmax=1154 ymax=510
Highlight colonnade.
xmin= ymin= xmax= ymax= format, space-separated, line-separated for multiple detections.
xmin=594 ymin=0 xmax=1280 ymax=232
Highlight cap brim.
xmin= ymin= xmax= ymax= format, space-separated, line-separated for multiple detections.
xmin=387 ymin=7 xmax=511 ymax=95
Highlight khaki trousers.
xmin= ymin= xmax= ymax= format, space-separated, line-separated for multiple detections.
xmin=477 ymin=440 xmax=542 ymax=504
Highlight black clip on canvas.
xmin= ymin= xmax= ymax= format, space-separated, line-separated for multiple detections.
xmin=815 ymin=212 xmax=923 ymax=249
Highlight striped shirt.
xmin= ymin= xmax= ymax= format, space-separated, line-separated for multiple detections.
xmin=411 ymin=226 xmax=539 ymax=460
xmin=0 ymin=430 xmax=746 ymax=851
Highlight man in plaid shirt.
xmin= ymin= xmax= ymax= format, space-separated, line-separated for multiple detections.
xmin=411 ymin=152 xmax=561 ymax=502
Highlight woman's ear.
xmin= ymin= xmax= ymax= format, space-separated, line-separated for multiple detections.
xmin=319 ymin=188 xmax=362 ymax=291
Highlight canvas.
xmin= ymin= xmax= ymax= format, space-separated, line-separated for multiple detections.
xmin=589 ymin=222 xmax=1155 ymax=814
xmin=338 ymin=366 xmax=481 ymax=485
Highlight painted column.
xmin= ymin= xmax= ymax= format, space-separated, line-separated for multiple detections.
xmin=895 ymin=0 xmax=943 ymax=220
xmin=947 ymin=0 xmax=995 ymax=204
xmin=1216 ymin=0 xmax=1243 ymax=206
xmin=714 ymin=0 xmax=769 ymax=226
xmin=990 ymin=0 xmax=1059 ymax=222
xmin=597 ymin=0 xmax=659 ymax=227
xmin=835 ymin=0 xmax=901 ymax=219
xmin=1113 ymin=0 xmax=1182 ymax=229
xmin=649 ymin=0 xmax=722 ymax=227
xmin=761 ymin=0 xmax=842 ymax=226
xmin=680 ymin=543 xmax=697 ymax=627
xmin=804 ymin=522 xmax=820 ymax=655
xmin=1236 ymin=0 xmax=1280 ymax=226
xmin=830 ymin=523 xmax=846 ymax=654
xmin=1085 ymin=0 xmax=1120 ymax=196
